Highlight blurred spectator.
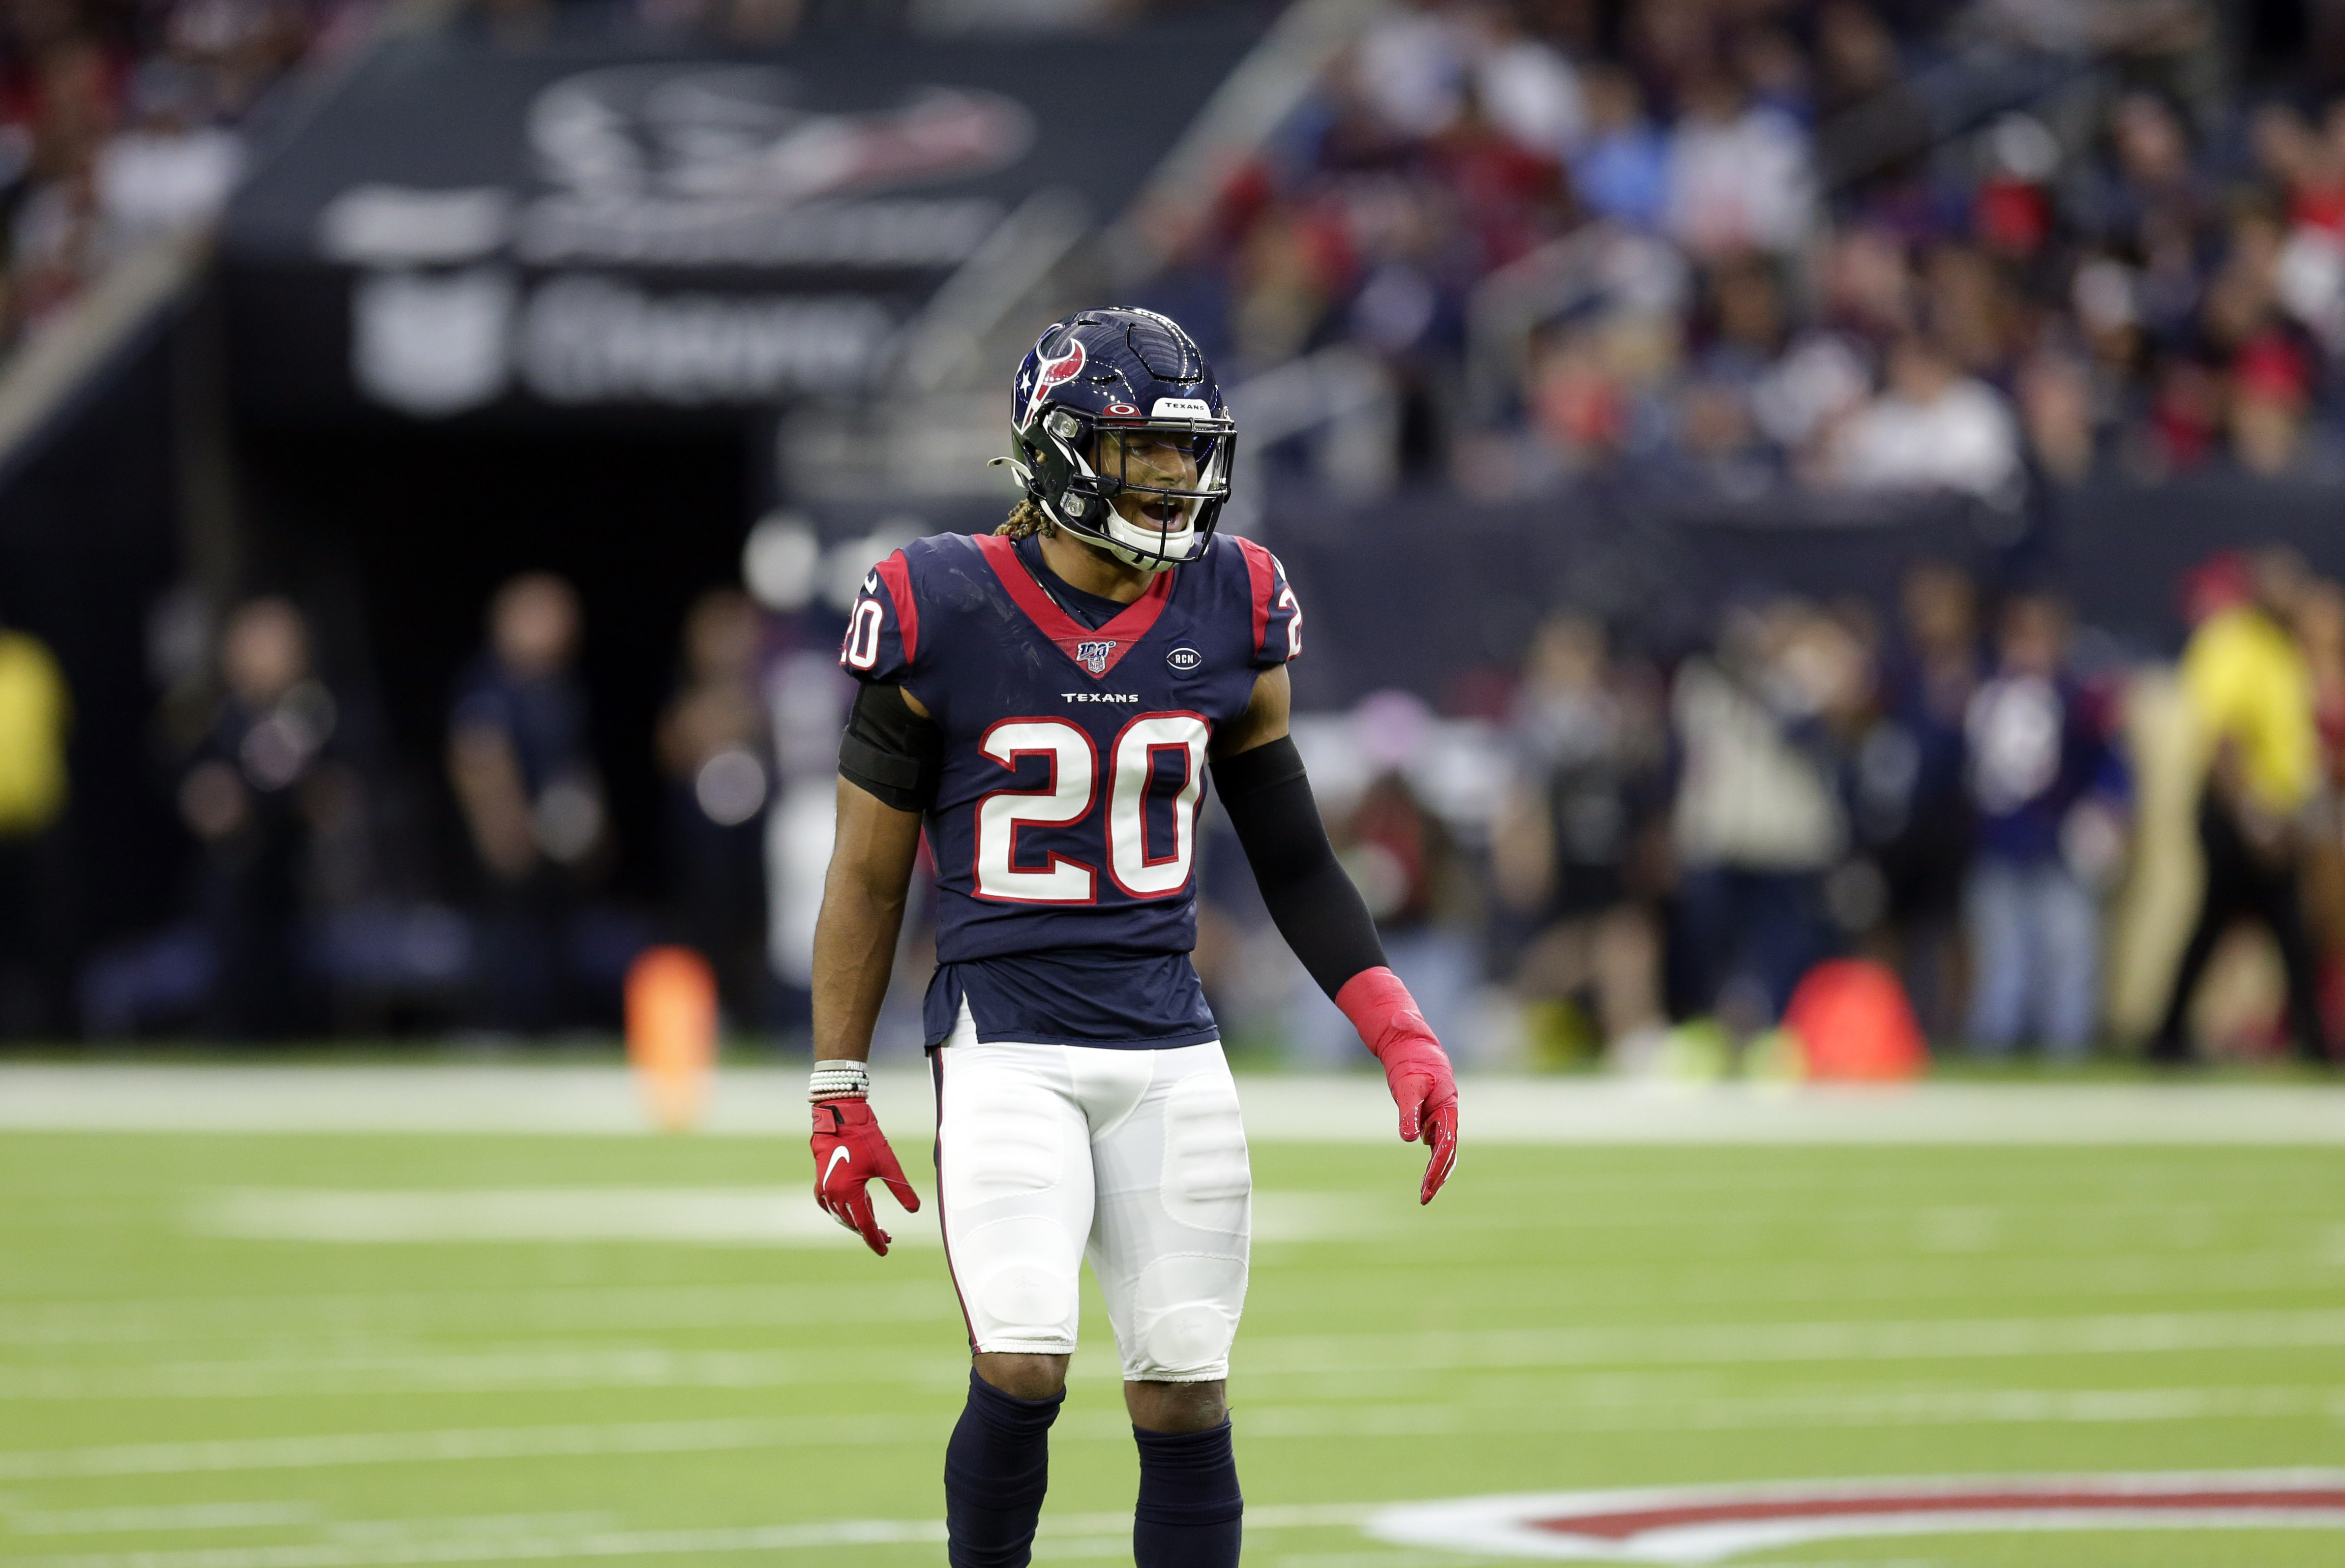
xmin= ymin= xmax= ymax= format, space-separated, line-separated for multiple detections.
xmin=1973 ymin=114 xmax=2060 ymax=261
xmin=1495 ymin=614 xmax=1666 ymax=1058
xmin=178 ymin=597 xmax=346 ymax=1038
xmin=1466 ymin=2 xmax=1583 ymax=158
xmin=95 ymin=62 xmax=241 ymax=247
xmin=1570 ymin=64 xmax=1668 ymax=231
xmin=1814 ymin=0 xmax=1904 ymax=119
xmin=657 ymin=588 xmax=771 ymax=1028
xmin=2069 ymin=91 xmax=2212 ymax=267
xmin=1669 ymin=599 xmax=1852 ymax=1030
xmin=0 ymin=611 xmax=70 ymax=1035
xmin=2017 ymin=350 xmax=2101 ymax=484
xmin=1962 ymin=593 xmax=2128 ymax=1057
xmin=1828 ymin=334 xmax=2022 ymax=498
xmin=2225 ymin=332 xmax=2341 ymax=478
xmin=448 ymin=572 xmax=607 ymax=1034
xmin=1661 ymin=65 xmax=1814 ymax=260
xmin=1862 ymin=561 xmax=1981 ymax=1040
xmin=2152 ymin=549 xmax=2330 ymax=1064
xmin=1353 ymin=0 xmax=1470 ymax=140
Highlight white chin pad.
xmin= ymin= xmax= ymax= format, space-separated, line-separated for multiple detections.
xmin=1104 ymin=513 xmax=1197 ymax=568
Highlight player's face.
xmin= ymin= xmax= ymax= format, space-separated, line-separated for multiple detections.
xmin=1094 ymin=429 xmax=1202 ymax=533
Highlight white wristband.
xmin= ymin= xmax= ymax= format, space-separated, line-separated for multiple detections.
xmin=809 ymin=1061 xmax=871 ymax=1102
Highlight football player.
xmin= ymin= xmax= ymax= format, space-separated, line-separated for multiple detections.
xmin=808 ymin=307 xmax=1459 ymax=1568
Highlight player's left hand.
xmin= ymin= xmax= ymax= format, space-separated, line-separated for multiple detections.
xmin=811 ymin=1099 xmax=920 ymax=1255
xmin=1336 ymin=967 xmax=1460 ymax=1204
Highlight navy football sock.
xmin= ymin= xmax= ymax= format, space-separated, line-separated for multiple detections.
xmin=944 ymin=1368 xmax=1064 ymax=1568
xmin=1132 ymin=1420 xmax=1243 ymax=1568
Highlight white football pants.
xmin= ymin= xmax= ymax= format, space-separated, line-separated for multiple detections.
xmin=931 ymin=1018 xmax=1251 ymax=1382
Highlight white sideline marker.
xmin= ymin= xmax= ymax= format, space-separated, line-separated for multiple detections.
xmin=5 ymin=1064 xmax=2345 ymax=1142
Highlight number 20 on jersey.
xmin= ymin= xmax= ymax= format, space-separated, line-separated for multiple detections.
xmin=975 ymin=714 xmax=1209 ymax=904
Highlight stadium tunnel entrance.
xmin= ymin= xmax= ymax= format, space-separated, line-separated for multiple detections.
xmin=234 ymin=418 xmax=757 ymax=908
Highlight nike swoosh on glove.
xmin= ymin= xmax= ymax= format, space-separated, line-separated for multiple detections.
xmin=1335 ymin=966 xmax=1460 ymax=1204
xmin=810 ymin=1098 xmax=920 ymax=1255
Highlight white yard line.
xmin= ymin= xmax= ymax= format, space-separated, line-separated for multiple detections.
xmin=0 ymin=1416 xmax=956 ymax=1481
xmin=4 ymin=1505 xmax=1372 ymax=1568
xmin=0 ymin=1281 xmax=951 ymax=1347
xmin=1234 ymin=1306 xmax=2345 ymax=1376
xmin=1234 ymin=1383 xmax=2333 ymax=1436
xmin=5 ymin=1065 xmax=2344 ymax=1143
xmin=12 ymin=1308 xmax=2345 ymax=1402
xmin=4 ymin=1379 xmax=2328 ymax=1483
xmin=5 ymin=1246 xmax=2329 ymax=1350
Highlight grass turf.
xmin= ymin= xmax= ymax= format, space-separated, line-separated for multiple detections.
xmin=3 ymin=1123 xmax=2342 ymax=1566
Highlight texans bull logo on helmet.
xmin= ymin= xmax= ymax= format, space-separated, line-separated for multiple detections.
xmin=1019 ymin=336 xmax=1086 ymax=431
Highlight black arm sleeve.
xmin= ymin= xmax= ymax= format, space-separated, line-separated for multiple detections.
xmin=1211 ymin=735 xmax=1388 ymax=1000
xmin=838 ymin=681 xmax=943 ymax=812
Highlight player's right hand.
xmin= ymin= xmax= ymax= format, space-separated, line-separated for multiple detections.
xmin=811 ymin=1099 xmax=920 ymax=1255
xmin=1335 ymin=966 xmax=1460 ymax=1205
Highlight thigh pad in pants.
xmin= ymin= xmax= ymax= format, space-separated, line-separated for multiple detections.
xmin=933 ymin=1034 xmax=1251 ymax=1380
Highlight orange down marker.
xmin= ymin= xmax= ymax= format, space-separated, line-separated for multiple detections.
xmin=625 ymin=946 xmax=718 ymax=1131
xmin=1781 ymin=958 xmax=1930 ymax=1082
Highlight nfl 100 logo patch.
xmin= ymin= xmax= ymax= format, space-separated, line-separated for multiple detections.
xmin=1076 ymin=640 xmax=1117 ymax=674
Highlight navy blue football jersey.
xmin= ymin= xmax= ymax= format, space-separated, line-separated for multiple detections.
xmin=839 ymin=529 xmax=1301 ymax=1048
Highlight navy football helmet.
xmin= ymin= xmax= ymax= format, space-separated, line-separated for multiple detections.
xmin=995 ymin=307 xmax=1235 ymax=573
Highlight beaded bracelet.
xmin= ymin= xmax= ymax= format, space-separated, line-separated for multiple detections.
xmin=808 ymin=1061 xmax=871 ymax=1101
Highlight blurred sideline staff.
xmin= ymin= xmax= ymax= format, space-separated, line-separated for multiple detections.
xmin=657 ymin=588 xmax=772 ymax=1029
xmin=2153 ymin=549 xmax=2329 ymax=1065
xmin=0 ymin=612 xmax=71 ymax=1037
xmin=448 ymin=572 xmax=609 ymax=1034
xmin=1494 ymin=613 xmax=1667 ymax=1060
xmin=177 ymin=598 xmax=355 ymax=1039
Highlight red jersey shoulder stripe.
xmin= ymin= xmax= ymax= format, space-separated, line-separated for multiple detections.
xmin=1232 ymin=535 xmax=1278 ymax=660
xmin=876 ymin=550 xmax=919 ymax=664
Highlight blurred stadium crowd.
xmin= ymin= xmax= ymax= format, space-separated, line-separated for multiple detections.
xmin=2 ymin=531 xmax=2341 ymax=1071
xmin=0 ymin=0 xmax=1231 ymax=349
xmin=0 ymin=0 xmax=366 ymax=349
xmin=1146 ymin=0 xmax=2345 ymax=497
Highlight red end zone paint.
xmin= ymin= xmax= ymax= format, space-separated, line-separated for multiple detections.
xmin=1367 ymin=1472 xmax=2345 ymax=1562
xmin=1535 ymin=1485 xmax=2345 ymax=1540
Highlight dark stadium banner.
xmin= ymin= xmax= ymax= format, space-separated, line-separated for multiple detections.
xmin=221 ymin=24 xmax=1259 ymax=423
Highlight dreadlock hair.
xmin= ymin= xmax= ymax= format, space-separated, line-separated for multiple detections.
xmin=995 ymin=498 xmax=1054 ymax=539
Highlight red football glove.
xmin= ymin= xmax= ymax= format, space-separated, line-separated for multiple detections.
xmin=1336 ymin=966 xmax=1459 ymax=1204
xmin=810 ymin=1098 xmax=920 ymax=1256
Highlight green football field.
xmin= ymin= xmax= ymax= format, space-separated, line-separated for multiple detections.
xmin=5 ymin=1081 xmax=2345 ymax=1566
